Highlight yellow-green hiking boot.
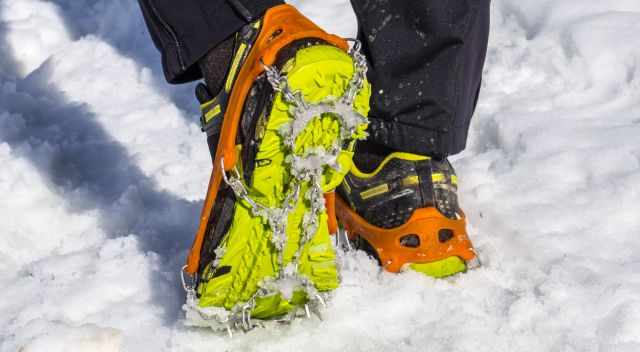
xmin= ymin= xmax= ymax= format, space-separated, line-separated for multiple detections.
xmin=182 ymin=5 xmax=370 ymax=332
xmin=335 ymin=152 xmax=480 ymax=277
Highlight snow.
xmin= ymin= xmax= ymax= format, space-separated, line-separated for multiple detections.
xmin=1 ymin=0 xmax=640 ymax=351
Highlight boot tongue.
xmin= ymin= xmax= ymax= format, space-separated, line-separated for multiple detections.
xmin=353 ymin=140 xmax=397 ymax=173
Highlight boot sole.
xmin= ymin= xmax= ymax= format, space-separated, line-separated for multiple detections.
xmin=195 ymin=45 xmax=370 ymax=321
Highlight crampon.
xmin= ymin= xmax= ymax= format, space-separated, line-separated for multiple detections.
xmin=331 ymin=153 xmax=480 ymax=278
xmin=181 ymin=4 xmax=371 ymax=334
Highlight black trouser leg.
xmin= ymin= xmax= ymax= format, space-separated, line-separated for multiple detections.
xmin=351 ymin=0 xmax=490 ymax=157
xmin=137 ymin=0 xmax=283 ymax=84
xmin=138 ymin=0 xmax=490 ymax=157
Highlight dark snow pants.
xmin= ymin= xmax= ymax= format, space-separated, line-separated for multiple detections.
xmin=137 ymin=0 xmax=490 ymax=157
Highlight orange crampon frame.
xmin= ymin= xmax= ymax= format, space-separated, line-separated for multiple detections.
xmin=184 ymin=5 xmax=349 ymax=275
xmin=334 ymin=193 xmax=479 ymax=273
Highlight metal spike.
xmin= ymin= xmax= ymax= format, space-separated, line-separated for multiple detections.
xmin=304 ymin=304 xmax=311 ymax=319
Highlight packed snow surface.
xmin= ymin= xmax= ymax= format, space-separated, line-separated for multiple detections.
xmin=2 ymin=0 xmax=640 ymax=351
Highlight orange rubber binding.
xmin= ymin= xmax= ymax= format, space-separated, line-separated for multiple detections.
xmin=335 ymin=194 xmax=478 ymax=273
xmin=185 ymin=5 xmax=349 ymax=275
xmin=325 ymin=192 xmax=338 ymax=235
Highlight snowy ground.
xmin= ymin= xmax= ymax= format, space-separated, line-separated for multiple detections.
xmin=1 ymin=1 xmax=640 ymax=351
